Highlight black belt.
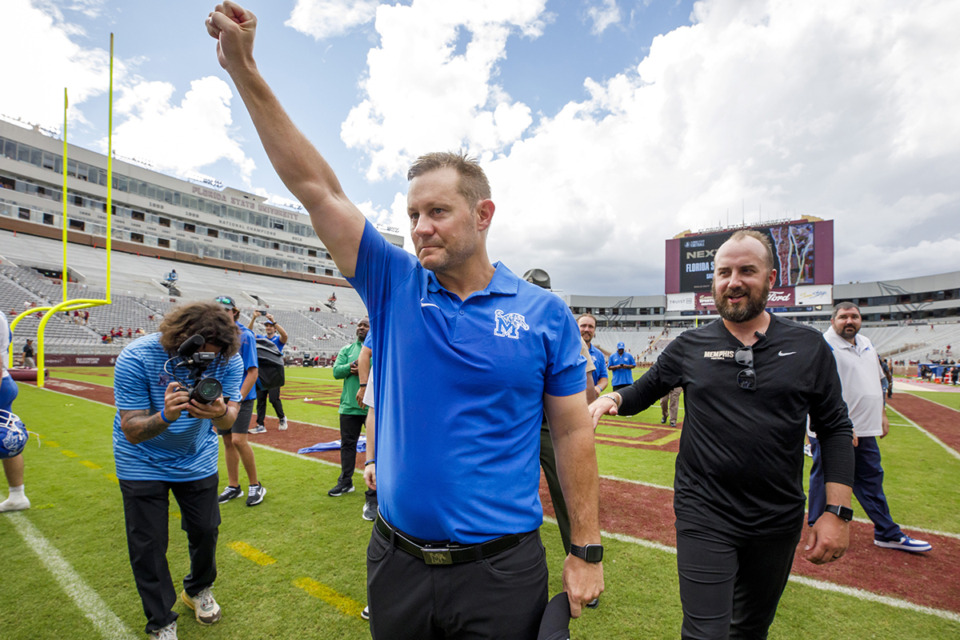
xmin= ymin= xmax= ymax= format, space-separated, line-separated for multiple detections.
xmin=374 ymin=513 xmax=529 ymax=566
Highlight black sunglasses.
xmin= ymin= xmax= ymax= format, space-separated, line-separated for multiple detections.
xmin=735 ymin=346 xmax=756 ymax=391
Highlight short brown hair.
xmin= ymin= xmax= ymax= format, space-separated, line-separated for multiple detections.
xmin=577 ymin=313 xmax=597 ymax=324
xmin=158 ymin=301 xmax=240 ymax=359
xmin=727 ymin=230 xmax=775 ymax=271
xmin=831 ymin=301 xmax=861 ymax=319
xmin=407 ymin=151 xmax=491 ymax=207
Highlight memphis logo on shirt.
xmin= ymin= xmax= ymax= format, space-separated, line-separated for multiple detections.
xmin=494 ymin=309 xmax=529 ymax=339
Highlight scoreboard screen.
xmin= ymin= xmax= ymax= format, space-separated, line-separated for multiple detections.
xmin=665 ymin=220 xmax=833 ymax=294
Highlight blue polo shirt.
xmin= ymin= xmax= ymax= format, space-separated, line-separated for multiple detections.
xmin=348 ymin=220 xmax=586 ymax=543
xmin=609 ymin=350 xmax=636 ymax=387
xmin=588 ymin=344 xmax=608 ymax=386
xmin=236 ymin=321 xmax=259 ymax=401
xmin=113 ymin=333 xmax=243 ymax=481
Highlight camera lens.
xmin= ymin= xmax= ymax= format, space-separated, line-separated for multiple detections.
xmin=191 ymin=378 xmax=223 ymax=404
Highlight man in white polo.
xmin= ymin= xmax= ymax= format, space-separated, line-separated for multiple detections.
xmin=807 ymin=302 xmax=931 ymax=553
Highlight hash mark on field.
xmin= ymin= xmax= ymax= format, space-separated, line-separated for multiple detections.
xmin=229 ymin=541 xmax=277 ymax=566
xmin=80 ymin=460 xmax=101 ymax=470
xmin=45 ymin=440 xmax=60 ymax=447
xmin=3 ymin=512 xmax=138 ymax=639
xmin=61 ymin=449 xmax=79 ymax=458
xmin=293 ymin=577 xmax=365 ymax=619
xmin=104 ymin=473 xmax=119 ymax=484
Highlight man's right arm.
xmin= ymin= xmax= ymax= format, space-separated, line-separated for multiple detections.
xmin=207 ymin=2 xmax=365 ymax=277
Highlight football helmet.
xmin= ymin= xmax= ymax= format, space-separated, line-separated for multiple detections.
xmin=0 ymin=409 xmax=28 ymax=459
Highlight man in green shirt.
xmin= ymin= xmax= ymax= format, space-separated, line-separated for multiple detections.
xmin=329 ymin=318 xmax=370 ymax=496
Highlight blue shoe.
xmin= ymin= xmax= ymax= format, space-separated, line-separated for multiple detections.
xmin=873 ymin=535 xmax=932 ymax=553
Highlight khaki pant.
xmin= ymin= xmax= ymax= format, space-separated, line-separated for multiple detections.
xmin=660 ymin=387 xmax=682 ymax=425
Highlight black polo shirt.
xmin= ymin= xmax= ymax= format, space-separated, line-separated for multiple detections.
xmin=619 ymin=314 xmax=854 ymax=538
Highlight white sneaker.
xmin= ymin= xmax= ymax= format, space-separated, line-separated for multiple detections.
xmin=181 ymin=587 xmax=221 ymax=625
xmin=0 ymin=493 xmax=30 ymax=512
xmin=278 ymin=417 xmax=288 ymax=431
xmin=249 ymin=424 xmax=267 ymax=434
xmin=148 ymin=620 xmax=177 ymax=640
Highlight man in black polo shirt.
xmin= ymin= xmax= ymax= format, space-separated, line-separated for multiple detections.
xmin=590 ymin=230 xmax=855 ymax=639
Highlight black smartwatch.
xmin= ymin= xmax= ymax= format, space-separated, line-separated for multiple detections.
xmin=570 ymin=543 xmax=604 ymax=563
xmin=824 ymin=504 xmax=853 ymax=522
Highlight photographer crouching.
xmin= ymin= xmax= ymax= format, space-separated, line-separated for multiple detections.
xmin=113 ymin=301 xmax=244 ymax=640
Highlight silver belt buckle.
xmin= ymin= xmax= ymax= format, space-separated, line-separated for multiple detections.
xmin=422 ymin=547 xmax=453 ymax=565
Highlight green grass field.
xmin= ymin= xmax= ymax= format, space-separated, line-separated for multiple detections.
xmin=1 ymin=368 xmax=958 ymax=639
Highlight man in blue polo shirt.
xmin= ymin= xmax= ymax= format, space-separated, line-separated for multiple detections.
xmin=113 ymin=301 xmax=243 ymax=639
xmin=608 ymin=342 xmax=636 ymax=391
xmin=577 ymin=313 xmax=609 ymax=396
xmin=209 ymin=6 xmax=603 ymax=637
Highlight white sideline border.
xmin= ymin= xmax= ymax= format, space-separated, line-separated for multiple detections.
xmin=3 ymin=512 xmax=138 ymax=640
xmin=26 ymin=385 xmax=960 ymax=621
xmin=546 ymin=519 xmax=960 ymax=625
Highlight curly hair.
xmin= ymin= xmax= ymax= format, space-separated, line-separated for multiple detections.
xmin=407 ymin=150 xmax=491 ymax=207
xmin=158 ymin=301 xmax=240 ymax=359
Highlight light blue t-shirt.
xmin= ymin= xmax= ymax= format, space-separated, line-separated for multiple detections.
xmin=348 ymin=220 xmax=586 ymax=543
xmin=256 ymin=333 xmax=285 ymax=353
xmin=609 ymin=350 xmax=636 ymax=387
xmin=113 ymin=333 xmax=243 ymax=481
xmin=588 ymin=344 xmax=608 ymax=386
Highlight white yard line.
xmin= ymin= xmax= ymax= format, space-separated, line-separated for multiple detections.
xmin=3 ymin=512 xmax=138 ymax=640
xmin=887 ymin=405 xmax=960 ymax=462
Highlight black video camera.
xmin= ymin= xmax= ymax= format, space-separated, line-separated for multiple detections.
xmin=169 ymin=334 xmax=223 ymax=404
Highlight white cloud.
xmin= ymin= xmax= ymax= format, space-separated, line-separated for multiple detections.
xmin=340 ymin=0 xmax=547 ymax=180
xmin=109 ymin=77 xmax=255 ymax=183
xmin=285 ymin=0 xmax=379 ymax=40
xmin=480 ymin=0 xmax=960 ymax=293
xmin=0 ymin=0 xmax=114 ymax=131
xmin=586 ymin=0 xmax=621 ymax=35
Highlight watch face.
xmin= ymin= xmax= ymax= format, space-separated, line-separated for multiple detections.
xmin=574 ymin=544 xmax=604 ymax=563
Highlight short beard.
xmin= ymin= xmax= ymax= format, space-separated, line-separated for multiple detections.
xmin=714 ymin=281 xmax=769 ymax=323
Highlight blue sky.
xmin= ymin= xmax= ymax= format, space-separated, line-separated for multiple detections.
xmin=4 ymin=0 xmax=960 ymax=295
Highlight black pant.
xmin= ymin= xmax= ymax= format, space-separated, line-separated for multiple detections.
xmin=120 ymin=474 xmax=220 ymax=633
xmin=676 ymin=523 xmax=800 ymax=640
xmin=338 ymin=413 xmax=366 ymax=486
xmin=539 ymin=420 xmax=571 ymax=554
xmin=367 ymin=522 xmax=548 ymax=639
xmin=255 ymin=386 xmax=285 ymax=425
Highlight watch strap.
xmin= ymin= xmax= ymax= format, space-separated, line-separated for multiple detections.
xmin=824 ymin=504 xmax=853 ymax=522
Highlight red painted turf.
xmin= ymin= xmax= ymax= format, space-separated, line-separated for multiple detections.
xmin=38 ymin=377 xmax=960 ymax=615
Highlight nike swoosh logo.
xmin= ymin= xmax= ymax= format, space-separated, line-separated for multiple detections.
xmin=420 ymin=299 xmax=440 ymax=309
xmin=778 ymin=351 xmax=797 ymax=357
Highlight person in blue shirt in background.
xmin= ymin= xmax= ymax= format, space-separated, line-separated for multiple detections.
xmin=214 ymin=296 xmax=265 ymax=508
xmin=578 ymin=313 xmax=609 ymax=396
xmin=248 ymin=312 xmax=288 ymax=432
xmin=608 ymin=342 xmax=637 ymax=391
xmin=113 ymin=301 xmax=243 ymax=639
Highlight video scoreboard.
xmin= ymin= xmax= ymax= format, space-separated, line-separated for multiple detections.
xmin=664 ymin=219 xmax=834 ymax=311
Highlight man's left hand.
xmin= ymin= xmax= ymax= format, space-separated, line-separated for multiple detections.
xmin=562 ymin=555 xmax=604 ymax=618
xmin=803 ymin=512 xmax=850 ymax=565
